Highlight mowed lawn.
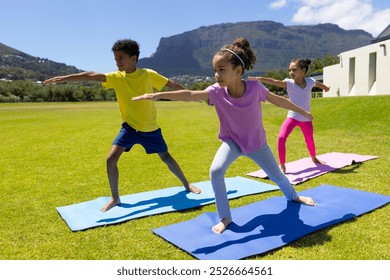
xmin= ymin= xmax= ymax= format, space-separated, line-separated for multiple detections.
xmin=0 ymin=95 xmax=389 ymax=260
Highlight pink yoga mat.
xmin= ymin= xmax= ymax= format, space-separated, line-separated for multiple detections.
xmin=247 ymin=152 xmax=378 ymax=185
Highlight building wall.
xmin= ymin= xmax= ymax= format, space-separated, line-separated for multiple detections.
xmin=323 ymin=39 xmax=390 ymax=97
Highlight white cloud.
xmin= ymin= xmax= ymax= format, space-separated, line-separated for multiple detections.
xmin=269 ymin=0 xmax=288 ymax=9
xmin=291 ymin=0 xmax=390 ymax=37
xmin=299 ymin=0 xmax=337 ymax=7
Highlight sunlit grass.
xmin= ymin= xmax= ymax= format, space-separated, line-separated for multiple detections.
xmin=0 ymin=96 xmax=389 ymax=260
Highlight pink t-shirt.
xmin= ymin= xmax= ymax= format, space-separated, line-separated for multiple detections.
xmin=206 ymin=80 xmax=269 ymax=154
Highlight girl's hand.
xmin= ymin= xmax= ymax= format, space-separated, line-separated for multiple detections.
xmin=132 ymin=93 xmax=156 ymax=101
xmin=305 ymin=111 xmax=314 ymax=121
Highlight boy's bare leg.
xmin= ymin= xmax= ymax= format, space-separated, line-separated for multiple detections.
xmin=294 ymin=196 xmax=317 ymax=206
xmin=158 ymin=151 xmax=201 ymax=194
xmin=102 ymin=197 xmax=121 ymax=212
xmin=102 ymin=145 xmax=126 ymax=212
xmin=212 ymin=216 xmax=232 ymax=234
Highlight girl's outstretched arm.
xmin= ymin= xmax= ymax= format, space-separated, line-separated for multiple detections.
xmin=248 ymin=76 xmax=287 ymax=88
xmin=132 ymin=89 xmax=209 ymax=102
xmin=266 ymin=91 xmax=313 ymax=121
xmin=315 ymin=81 xmax=330 ymax=92
xmin=43 ymin=72 xmax=106 ymax=85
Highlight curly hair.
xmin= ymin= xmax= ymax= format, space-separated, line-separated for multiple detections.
xmin=217 ymin=38 xmax=257 ymax=74
xmin=112 ymin=39 xmax=140 ymax=61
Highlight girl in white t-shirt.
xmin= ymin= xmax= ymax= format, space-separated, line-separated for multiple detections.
xmin=133 ymin=39 xmax=317 ymax=234
xmin=250 ymin=59 xmax=330 ymax=173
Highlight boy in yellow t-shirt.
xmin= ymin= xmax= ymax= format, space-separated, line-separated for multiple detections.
xmin=44 ymin=39 xmax=201 ymax=212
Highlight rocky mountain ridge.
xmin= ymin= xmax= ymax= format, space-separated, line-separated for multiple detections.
xmin=1 ymin=21 xmax=374 ymax=80
xmin=138 ymin=21 xmax=373 ymax=76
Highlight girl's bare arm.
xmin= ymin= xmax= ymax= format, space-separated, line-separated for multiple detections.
xmin=132 ymin=89 xmax=209 ymax=102
xmin=266 ymin=91 xmax=313 ymax=121
xmin=248 ymin=76 xmax=287 ymax=88
xmin=315 ymin=81 xmax=330 ymax=92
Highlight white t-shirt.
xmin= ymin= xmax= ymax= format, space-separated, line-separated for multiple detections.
xmin=284 ymin=77 xmax=316 ymax=122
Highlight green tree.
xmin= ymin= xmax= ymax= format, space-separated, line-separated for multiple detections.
xmin=309 ymin=54 xmax=339 ymax=74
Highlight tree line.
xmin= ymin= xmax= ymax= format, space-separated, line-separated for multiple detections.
xmin=0 ymin=54 xmax=338 ymax=103
xmin=0 ymin=80 xmax=215 ymax=103
xmin=0 ymin=80 xmax=116 ymax=103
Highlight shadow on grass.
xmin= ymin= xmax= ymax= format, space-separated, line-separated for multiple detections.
xmin=96 ymin=190 xmax=237 ymax=223
xmin=191 ymin=201 xmax=356 ymax=258
xmin=331 ymin=162 xmax=363 ymax=174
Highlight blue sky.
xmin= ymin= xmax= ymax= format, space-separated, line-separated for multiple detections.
xmin=1 ymin=0 xmax=389 ymax=73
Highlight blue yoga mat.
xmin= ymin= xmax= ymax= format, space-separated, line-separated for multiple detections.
xmin=153 ymin=185 xmax=390 ymax=260
xmin=56 ymin=176 xmax=279 ymax=231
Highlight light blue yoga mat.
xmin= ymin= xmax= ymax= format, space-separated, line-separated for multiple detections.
xmin=56 ymin=176 xmax=279 ymax=231
xmin=153 ymin=185 xmax=390 ymax=260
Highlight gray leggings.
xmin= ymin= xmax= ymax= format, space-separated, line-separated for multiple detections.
xmin=210 ymin=141 xmax=298 ymax=219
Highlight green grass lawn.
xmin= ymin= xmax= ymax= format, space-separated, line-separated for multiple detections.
xmin=0 ymin=95 xmax=389 ymax=260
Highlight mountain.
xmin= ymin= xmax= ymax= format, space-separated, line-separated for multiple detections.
xmin=0 ymin=43 xmax=81 ymax=81
xmin=1 ymin=21 xmax=374 ymax=81
xmin=138 ymin=21 xmax=373 ymax=76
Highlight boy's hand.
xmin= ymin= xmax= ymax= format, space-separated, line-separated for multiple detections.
xmin=43 ymin=76 xmax=66 ymax=85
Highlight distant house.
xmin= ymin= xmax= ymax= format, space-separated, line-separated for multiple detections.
xmin=323 ymin=24 xmax=390 ymax=97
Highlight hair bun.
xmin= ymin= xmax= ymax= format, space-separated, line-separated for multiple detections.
xmin=305 ymin=58 xmax=312 ymax=65
xmin=232 ymin=38 xmax=250 ymax=50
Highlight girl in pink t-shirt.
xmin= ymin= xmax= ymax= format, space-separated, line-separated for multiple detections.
xmin=133 ymin=38 xmax=317 ymax=234
xmin=250 ymin=59 xmax=330 ymax=173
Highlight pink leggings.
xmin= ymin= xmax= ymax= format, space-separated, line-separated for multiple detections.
xmin=277 ymin=118 xmax=316 ymax=165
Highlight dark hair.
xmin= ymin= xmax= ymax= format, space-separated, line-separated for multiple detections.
xmin=217 ymin=38 xmax=256 ymax=74
xmin=291 ymin=58 xmax=311 ymax=73
xmin=112 ymin=39 xmax=140 ymax=62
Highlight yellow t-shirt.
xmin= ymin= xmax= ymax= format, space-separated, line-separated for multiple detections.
xmin=102 ymin=69 xmax=168 ymax=132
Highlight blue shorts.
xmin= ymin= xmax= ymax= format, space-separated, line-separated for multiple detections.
xmin=113 ymin=122 xmax=168 ymax=154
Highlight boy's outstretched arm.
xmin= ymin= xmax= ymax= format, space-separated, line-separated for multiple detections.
xmin=132 ymin=89 xmax=209 ymax=102
xmin=43 ymin=72 xmax=106 ymax=85
xmin=166 ymin=79 xmax=185 ymax=90
xmin=266 ymin=91 xmax=313 ymax=121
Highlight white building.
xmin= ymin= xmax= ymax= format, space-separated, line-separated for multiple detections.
xmin=323 ymin=24 xmax=390 ymax=97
